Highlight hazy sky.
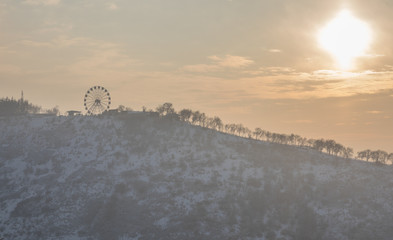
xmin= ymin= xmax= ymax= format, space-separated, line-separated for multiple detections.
xmin=1 ymin=0 xmax=393 ymax=152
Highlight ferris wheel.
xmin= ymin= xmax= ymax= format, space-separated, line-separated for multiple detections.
xmin=83 ymin=86 xmax=111 ymax=115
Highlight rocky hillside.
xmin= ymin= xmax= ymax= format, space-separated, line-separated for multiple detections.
xmin=1 ymin=113 xmax=393 ymax=240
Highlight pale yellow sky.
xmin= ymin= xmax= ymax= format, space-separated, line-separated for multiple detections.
xmin=1 ymin=0 xmax=392 ymax=152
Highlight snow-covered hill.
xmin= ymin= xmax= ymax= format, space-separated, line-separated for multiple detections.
xmin=1 ymin=113 xmax=393 ymax=240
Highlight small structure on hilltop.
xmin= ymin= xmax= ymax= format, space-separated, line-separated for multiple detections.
xmin=83 ymin=86 xmax=111 ymax=115
xmin=66 ymin=110 xmax=81 ymax=116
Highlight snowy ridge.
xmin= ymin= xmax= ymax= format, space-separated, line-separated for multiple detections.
xmin=1 ymin=114 xmax=393 ymax=239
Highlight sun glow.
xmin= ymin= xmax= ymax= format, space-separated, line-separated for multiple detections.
xmin=318 ymin=10 xmax=372 ymax=70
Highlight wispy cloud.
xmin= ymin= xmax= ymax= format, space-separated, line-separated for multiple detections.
xmin=38 ymin=36 xmax=142 ymax=81
xmin=183 ymin=55 xmax=254 ymax=73
xmin=268 ymin=49 xmax=282 ymax=53
xmin=244 ymin=67 xmax=296 ymax=76
xmin=227 ymin=67 xmax=393 ymax=100
xmin=181 ymin=55 xmax=393 ymax=99
xmin=208 ymin=55 xmax=254 ymax=68
xmin=3 ymin=35 xmax=141 ymax=86
xmin=20 ymin=40 xmax=53 ymax=48
xmin=363 ymin=53 xmax=385 ymax=58
xmin=367 ymin=110 xmax=382 ymax=114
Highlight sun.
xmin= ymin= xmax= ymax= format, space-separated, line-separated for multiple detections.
xmin=318 ymin=10 xmax=372 ymax=70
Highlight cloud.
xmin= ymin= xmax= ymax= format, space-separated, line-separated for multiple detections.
xmin=23 ymin=0 xmax=60 ymax=6
xmin=35 ymin=37 xmax=142 ymax=81
xmin=367 ymin=110 xmax=382 ymax=114
xmin=244 ymin=67 xmax=297 ymax=76
xmin=228 ymin=67 xmax=393 ymax=100
xmin=107 ymin=2 xmax=118 ymax=10
xmin=67 ymin=45 xmax=140 ymax=78
xmin=208 ymin=55 xmax=254 ymax=68
xmin=182 ymin=55 xmax=393 ymax=99
xmin=20 ymin=40 xmax=53 ymax=48
xmin=183 ymin=55 xmax=253 ymax=73
xmin=3 ymin=35 xmax=142 ymax=87
xmin=363 ymin=53 xmax=385 ymax=58
xmin=182 ymin=64 xmax=220 ymax=73
xmin=268 ymin=49 xmax=282 ymax=53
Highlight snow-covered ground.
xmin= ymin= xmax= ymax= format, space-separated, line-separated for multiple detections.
xmin=1 ymin=114 xmax=393 ymax=240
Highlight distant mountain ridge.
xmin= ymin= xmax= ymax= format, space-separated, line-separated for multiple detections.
xmin=1 ymin=114 xmax=393 ymax=240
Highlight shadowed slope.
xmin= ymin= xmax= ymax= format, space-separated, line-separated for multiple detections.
xmin=1 ymin=114 xmax=393 ymax=240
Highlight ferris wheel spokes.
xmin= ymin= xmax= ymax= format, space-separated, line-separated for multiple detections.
xmin=83 ymin=86 xmax=111 ymax=115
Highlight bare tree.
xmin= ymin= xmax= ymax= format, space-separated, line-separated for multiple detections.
xmin=342 ymin=147 xmax=353 ymax=159
xmin=288 ymin=134 xmax=296 ymax=145
xmin=46 ymin=106 xmax=60 ymax=116
xmin=191 ymin=111 xmax=201 ymax=125
xmin=228 ymin=124 xmax=237 ymax=135
xmin=200 ymin=113 xmax=207 ymax=127
xmin=118 ymin=105 xmax=126 ymax=112
xmin=156 ymin=102 xmax=175 ymax=117
xmin=357 ymin=149 xmax=372 ymax=162
xmin=298 ymin=137 xmax=308 ymax=147
xmin=253 ymin=128 xmax=264 ymax=140
xmin=388 ymin=153 xmax=393 ymax=163
xmin=371 ymin=150 xmax=388 ymax=164
xmin=265 ymin=131 xmax=272 ymax=142
xmin=324 ymin=139 xmax=336 ymax=155
xmin=307 ymin=139 xmax=316 ymax=148
xmin=211 ymin=116 xmax=223 ymax=131
xmin=313 ymin=139 xmax=325 ymax=152
xmin=235 ymin=124 xmax=244 ymax=136
xmin=206 ymin=117 xmax=214 ymax=129
xmin=179 ymin=109 xmax=193 ymax=122
xmin=224 ymin=124 xmax=232 ymax=134
xmin=332 ymin=143 xmax=344 ymax=156
xmin=244 ymin=127 xmax=252 ymax=138
xmin=118 ymin=105 xmax=132 ymax=112
xmin=294 ymin=135 xmax=302 ymax=146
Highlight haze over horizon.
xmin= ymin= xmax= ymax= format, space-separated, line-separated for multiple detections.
xmin=1 ymin=0 xmax=392 ymax=152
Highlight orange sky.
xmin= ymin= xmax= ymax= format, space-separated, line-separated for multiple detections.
xmin=1 ymin=0 xmax=392 ymax=152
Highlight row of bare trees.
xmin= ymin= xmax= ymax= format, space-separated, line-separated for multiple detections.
xmin=155 ymin=103 xmax=359 ymax=159
xmin=357 ymin=150 xmax=393 ymax=165
xmin=311 ymin=139 xmax=354 ymax=158
xmin=155 ymin=103 xmax=393 ymax=164
xmin=251 ymin=133 xmax=354 ymax=158
xmin=156 ymin=103 xmax=225 ymax=131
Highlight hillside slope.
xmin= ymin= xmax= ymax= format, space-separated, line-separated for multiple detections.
xmin=1 ymin=114 xmax=393 ymax=240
